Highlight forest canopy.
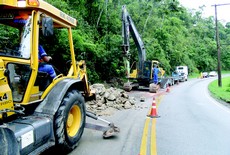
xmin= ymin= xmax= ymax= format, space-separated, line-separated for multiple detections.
xmin=4 ymin=0 xmax=230 ymax=83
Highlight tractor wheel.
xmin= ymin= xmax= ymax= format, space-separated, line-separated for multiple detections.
xmin=54 ymin=90 xmax=86 ymax=153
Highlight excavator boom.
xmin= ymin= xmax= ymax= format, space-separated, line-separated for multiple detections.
xmin=121 ymin=5 xmax=163 ymax=93
xmin=121 ymin=5 xmax=146 ymax=77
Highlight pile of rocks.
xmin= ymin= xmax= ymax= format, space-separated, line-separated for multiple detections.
xmin=86 ymin=83 xmax=136 ymax=115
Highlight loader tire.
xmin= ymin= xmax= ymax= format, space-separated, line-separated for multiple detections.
xmin=54 ymin=90 xmax=86 ymax=153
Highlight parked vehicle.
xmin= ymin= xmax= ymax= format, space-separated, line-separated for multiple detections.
xmin=209 ymin=71 xmax=217 ymax=77
xmin=175 ymin=66 xmax=188 ymax=81
xmin=202 ymin=72 xmax=209 ymax=78
xmin=171 ymin=71 xmax=180 ymax=84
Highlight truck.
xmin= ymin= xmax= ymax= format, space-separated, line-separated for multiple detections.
xmin=175 ymin=66 xmax=188 ymax=82
xmin=0 ymin=0 xmax=119 ymax=154
xmin=121 ymin=5 xmax=168 ymax=93
xmin=160 ymin=66 xmax=188 ymax=87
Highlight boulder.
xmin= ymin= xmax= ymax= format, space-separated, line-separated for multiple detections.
xmin=86 ymin=84 xmax=137 ymax=115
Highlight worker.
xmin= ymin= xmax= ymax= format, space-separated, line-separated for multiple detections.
xmin=38 ymin=45 xmax=56 ymax=79
xmin=152 ymin=64 xmax=160 ymax=84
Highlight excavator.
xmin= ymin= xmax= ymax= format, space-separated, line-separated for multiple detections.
xmin=0 ymin=0 xmax=119 ymax=154
xmin=121 ymin=5 xmax=165 ymax=93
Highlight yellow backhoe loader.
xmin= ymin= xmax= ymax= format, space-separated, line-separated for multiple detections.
xmin=0 ymin=0 xmax=119 ymax=154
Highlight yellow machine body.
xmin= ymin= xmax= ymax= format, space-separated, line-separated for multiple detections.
xmin=0 ymin=0 xmax=92 ymax=120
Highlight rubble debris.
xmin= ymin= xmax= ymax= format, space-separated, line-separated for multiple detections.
xmin=86 ymin=84 xmax=136 ymax=115
xmin=140 ymin=97 xmax=145 ymax=102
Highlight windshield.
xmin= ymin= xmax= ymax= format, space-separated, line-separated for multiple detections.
xmin=0 ymin=11 xmax=32 ymax=59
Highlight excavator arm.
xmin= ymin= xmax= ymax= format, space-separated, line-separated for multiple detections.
xmin=121 ymin=5 xmax=146 ymax=79
xmin=121 ymin=5 xmax=161 ymax=93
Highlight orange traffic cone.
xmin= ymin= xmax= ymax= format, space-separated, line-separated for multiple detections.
xmin=147 ymin=97 xmax=159 ymax=118
xmin=166 ymin=85 xmax=170 ymax=92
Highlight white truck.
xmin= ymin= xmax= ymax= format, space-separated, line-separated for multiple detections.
xmin=175 ymin=66 xmax=188 ymax=82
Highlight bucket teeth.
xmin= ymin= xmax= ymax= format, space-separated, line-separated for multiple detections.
xmin=103 ymin=126 xmax=120 ymax=138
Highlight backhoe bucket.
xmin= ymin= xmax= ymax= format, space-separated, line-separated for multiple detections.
xmin=0 ymin=128 xmax=20 ymax=155
xmin=102 ymin=123 xmax=120 ymax=138
xmin=85 ymin=111 xmax=120 ymax=138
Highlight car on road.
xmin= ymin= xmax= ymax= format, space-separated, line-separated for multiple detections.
xmin=209 ymin=71 xmax=217 ymax=77
xmin=202 ymin=72 xmax=209 ymax=78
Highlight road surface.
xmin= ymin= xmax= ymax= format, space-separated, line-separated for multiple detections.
xmin=157 ymin=77 xmax=230 ymax=155
xmin=69 ymin=77 xmax=230 ymax=155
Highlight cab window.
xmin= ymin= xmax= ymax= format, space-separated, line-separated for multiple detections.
xmin=0 ymin=11 xmax=32 ymax=59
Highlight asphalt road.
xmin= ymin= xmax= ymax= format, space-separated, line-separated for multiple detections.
xmin=69 ymin=77 xmax=230 ymax=155
xmin=157 ymin=77 xmax=230 ymax=155
xmin=70 ymin=90 xmax=154 ymax=155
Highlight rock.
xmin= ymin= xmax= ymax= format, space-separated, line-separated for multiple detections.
xmin=129 ymin=97 xmax=136 ymax=105
xmin=85 ymin=104 xmax=91 ymax=110
xmin=104 ymin=91 xmax=110 ymax=99
xmin=88 ymin=100 xmax=96 ymax=105
xmin=140 ymin=97 xmax=145 ymax=102
xmin=122 ymin=99 xmax=128 ymax=104
xmin=97 ymin=106 xmax=105 ymax=110
xmin=91 ymin=83 xmax=106 ymax=96
xmin=105 ymin=100 xmax=114 ymax=107
xmin=121 ymin=93 xmax=129 ymax=99
xmin=113 ymin=104 xmax=123 ymax=110
xmin=86 ymin=83 xmax=136 ymax=116
xmin=91 ymin=104 xmax=98 ymax=109
xmin=96 ymin=95 xmax=102 ymax=101
xmin=97 ymin=101 xmax=103 ymax=107
xmin=99 ymin=98 xmax=105 ymax=104
xmin=107 ymin=94 xmax=116 ymax=101
xmin=123 ymin=101 xmax=132 ymax=109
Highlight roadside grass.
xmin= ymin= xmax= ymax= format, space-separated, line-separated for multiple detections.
xmin=208 ymin=76 xmax=230 ymax=103
xmin=222 ymin=70 xmax=230 ymax=74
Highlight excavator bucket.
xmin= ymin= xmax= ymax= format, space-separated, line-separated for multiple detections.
xmin=149 ymin=83 xmax=159 ymax=93
xmin=0 ymin=128 xmax=20 ymax=155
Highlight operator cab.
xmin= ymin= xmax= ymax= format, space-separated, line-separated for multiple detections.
xmin=0 ymin=11 xmax=56 ymax=103
xmin=0 ymin=12 xmax=32 ymax=102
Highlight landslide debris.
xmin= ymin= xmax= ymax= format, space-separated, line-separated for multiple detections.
xmin=86 ymin=83 xmax=136 ymax=116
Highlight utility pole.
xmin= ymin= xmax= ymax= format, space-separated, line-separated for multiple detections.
xmin=214 ymin=4 xmax=222 ymax=87
xmin=212 ymin=3 xmax=230 ymax=87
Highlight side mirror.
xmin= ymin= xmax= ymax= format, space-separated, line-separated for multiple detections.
xmin=42 ymin=17 xmax=53 ymax=36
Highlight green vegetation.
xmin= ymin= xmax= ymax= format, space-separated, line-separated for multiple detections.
xmin=221 ymin=71 xmax=230 ymax=74
xmin=1 ymin=0 xmax=230 ymax=84
xmin=208 ymin=77 xmax=230 ymax=103
xmin=188 ymin=72 xmax=201 ymax=79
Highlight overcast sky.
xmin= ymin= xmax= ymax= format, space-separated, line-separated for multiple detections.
xmin=179 ymin=0 xmax=230 ymax=23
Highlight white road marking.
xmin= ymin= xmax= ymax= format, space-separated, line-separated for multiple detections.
xmin=204 ymin=87 xmax=230 ymax=114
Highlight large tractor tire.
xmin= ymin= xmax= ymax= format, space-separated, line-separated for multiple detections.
xmin=54 ymin=90 xmax=86 ymax=153
xmin=0 ymin=128 xmax=20 ymax=155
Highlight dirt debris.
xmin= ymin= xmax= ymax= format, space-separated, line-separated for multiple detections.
xmin=86 ymin=83 xmax=137 ymax=116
